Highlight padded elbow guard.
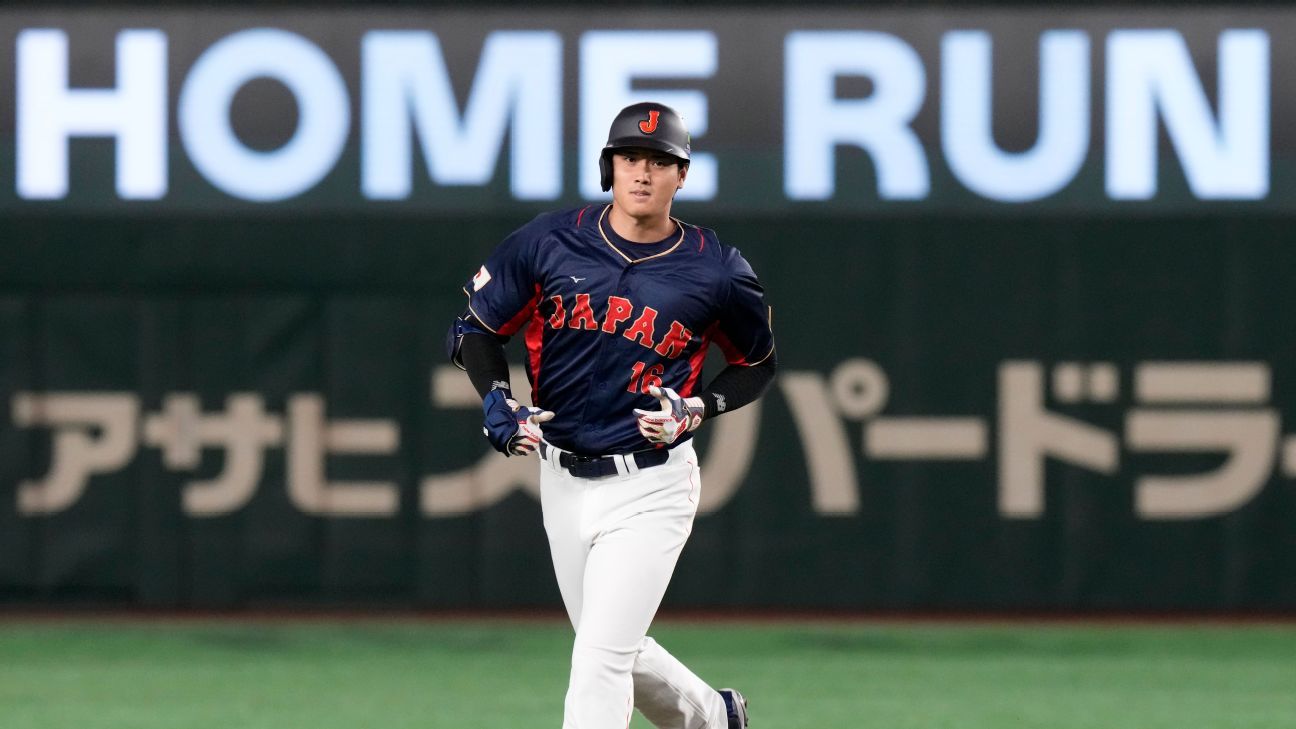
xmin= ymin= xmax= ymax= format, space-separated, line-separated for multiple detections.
xmin=445 ymin=315 xmax=492 ymax=370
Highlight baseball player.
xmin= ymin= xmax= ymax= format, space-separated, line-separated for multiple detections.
xmin=447 ymin=101 xmax=775 ymax=729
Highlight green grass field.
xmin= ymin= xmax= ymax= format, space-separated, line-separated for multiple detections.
xmin=1 ymin=618 xmax=1293 ymax=729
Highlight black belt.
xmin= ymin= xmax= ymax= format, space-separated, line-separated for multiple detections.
xmin=540 ymin=442 xmax=671 ymax=478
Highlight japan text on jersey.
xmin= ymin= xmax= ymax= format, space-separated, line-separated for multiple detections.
xmin=461 ymin=204 xmax=774 ymax=456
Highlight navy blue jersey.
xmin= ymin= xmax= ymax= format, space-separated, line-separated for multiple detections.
xmin=461 ymin=204 xmax=775 ymax=456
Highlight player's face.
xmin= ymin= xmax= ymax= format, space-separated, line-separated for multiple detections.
xmin=610 ymin=149 xmax=687 ymax=221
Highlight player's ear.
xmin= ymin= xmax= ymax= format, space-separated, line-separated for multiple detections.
xmin=676 ymin=163 xmax=688 ymax=190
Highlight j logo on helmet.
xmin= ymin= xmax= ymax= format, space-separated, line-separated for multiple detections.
xmin=638 ymin=110 xmax=660 ymax=134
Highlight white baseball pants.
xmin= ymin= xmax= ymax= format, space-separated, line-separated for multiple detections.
xmin=540 ymin=440 xmax=728 ymax=729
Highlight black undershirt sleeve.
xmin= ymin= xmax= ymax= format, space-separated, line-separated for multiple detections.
xmin=696 ymin=356 xmax=777 ymax=420
xmin=459 ymin=332 xmax=513 ymax=399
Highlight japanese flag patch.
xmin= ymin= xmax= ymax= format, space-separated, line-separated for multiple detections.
xmin=472 ymin=265 xmax=492 ymax=291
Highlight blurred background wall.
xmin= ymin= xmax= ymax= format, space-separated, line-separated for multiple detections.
xmin=2 ymin=1 xmax=1294 ymax=611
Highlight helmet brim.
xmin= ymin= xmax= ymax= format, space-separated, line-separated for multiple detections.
xmin=603 ymin=137 xmax=690 ymax=164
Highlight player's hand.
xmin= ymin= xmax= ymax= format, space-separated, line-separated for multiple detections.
xmin=482 ymin=389 xmax=555 ymax=456
xmin=509 ymin=406 xmax=555 ymax=456
xmin=633 ymin=386 xmax=704 ymax=445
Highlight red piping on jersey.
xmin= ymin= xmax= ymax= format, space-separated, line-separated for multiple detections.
xmin=498 ymin=288 xmax=542 ymax=337
xmin=696 ymin=227 xmax=705 ymax=252
xmin=576 ymin=205 xmax=592 ymax=227
xmin=681 ymin=324 xmax=716 ymax=396
xmin=713 ymin=327 xmax=749 ymax=366
xmin=524 ymin=288 xmax=546 ymax=405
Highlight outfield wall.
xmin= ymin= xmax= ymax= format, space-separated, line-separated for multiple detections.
xmin=2 ymin=7 xmax=1294 ymax=610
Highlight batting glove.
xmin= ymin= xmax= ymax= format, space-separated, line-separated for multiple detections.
xmin=633 ymin=385 xmax=705 ymax=445
xmin=482 ymin=388 xmax=555 ymax=456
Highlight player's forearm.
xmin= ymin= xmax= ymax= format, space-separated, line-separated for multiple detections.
xmin=697 ymin=356 xmax=777 ymax=420
xmin=459 ymin=332 xmax=513 ymax=399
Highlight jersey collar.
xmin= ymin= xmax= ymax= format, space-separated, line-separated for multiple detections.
xmin=596 ymin=204 xmax=685 ymax=265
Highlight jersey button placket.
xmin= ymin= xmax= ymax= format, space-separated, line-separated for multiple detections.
xmin=574 ymin=264 xmax=629 ymax=450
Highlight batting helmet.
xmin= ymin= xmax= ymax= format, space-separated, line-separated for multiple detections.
xmin=599 ymin=102 xmax=691 ymax=192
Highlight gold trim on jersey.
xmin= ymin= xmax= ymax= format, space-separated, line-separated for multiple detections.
xmin=747 ymin=344 xmax=776 ymax=367
xmin=597 ymin=204 xmax=685 ymax=265
xmin=461 ymin=287 xmax=501 ymax=334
